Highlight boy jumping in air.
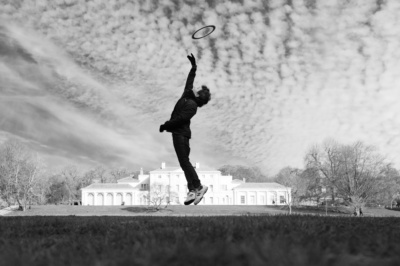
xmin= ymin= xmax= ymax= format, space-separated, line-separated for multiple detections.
xmin=159 ymin=53 xmax=211 ymax=205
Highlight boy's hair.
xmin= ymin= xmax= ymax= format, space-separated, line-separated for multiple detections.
xmin=197 ymin=85 xmax=211 ymax=107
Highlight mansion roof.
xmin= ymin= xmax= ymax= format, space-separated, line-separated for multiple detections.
xmin=234 ymin=182 xmax=289 ymax=190
xmin=117 ymin=177 xmax=139 ymax=183
xmin=151 ymin=166 xmax=220 ymax=173
xmin=82 ymin=183 xmax=136 ymax=190
xmin=151 ymin=166 xmax=182 ymax=172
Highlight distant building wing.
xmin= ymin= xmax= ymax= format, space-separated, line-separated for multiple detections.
xmin=233 ymin=182 xmax=290 ymax=190
xmin=82 ymin=183 xmax=137 ymax=190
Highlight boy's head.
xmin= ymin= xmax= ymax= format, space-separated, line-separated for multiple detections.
xmin=194 ymin=85 xmax=211 ymax=107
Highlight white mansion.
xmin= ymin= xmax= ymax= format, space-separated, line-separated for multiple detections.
xmin=81 ymin=162 xmax=291 ymax=206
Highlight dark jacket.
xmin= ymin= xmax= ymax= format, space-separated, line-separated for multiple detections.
xmin=163 ymin=65 xmax=198 ymax=138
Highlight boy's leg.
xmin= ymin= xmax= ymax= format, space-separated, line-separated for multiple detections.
xmin=173 ymin=134 xmax=202 ymax=205
xmin=172 ymin=134 xmax=201 ymax=189
xmin=171 ymin=135 xmax=208 ymax=205
xmin=193 ymin=185 xmax=208 ymax=205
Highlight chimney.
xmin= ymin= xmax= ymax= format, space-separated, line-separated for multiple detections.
xmin=243 ymin=178 xmax=246 ymax=183
xmin=161 ymin=162 xmax=166 ymax=169
xmin=195 ymin=162 xmax=200 ymax=168
xmin=140 ymin=167 xmax=143 ymax=175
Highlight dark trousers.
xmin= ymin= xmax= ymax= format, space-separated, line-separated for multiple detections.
xmin=172 ymin=134 xmax=201 ymax=191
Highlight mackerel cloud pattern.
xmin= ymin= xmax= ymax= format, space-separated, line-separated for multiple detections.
xmin=1 ymin=0 xmax=399 ymax=173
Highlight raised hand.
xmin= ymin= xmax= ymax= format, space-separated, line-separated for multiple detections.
xmin=187 ymin=53 xmax=196 ymax=66
xmin=159 ymin=124 xmax=165 ymax=133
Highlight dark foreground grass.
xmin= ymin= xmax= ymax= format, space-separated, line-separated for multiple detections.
xmin=1 ymin=215 xmax=400 ymax=266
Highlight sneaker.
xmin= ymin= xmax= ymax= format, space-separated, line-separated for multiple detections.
xmin=184 ymin=191 xmax=196 ymax=205
xmin=194 ymin=185 xmax=208 ymax=205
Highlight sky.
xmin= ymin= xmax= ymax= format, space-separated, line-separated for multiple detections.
xmin=1 ymin=0 xmax=400 ymax=175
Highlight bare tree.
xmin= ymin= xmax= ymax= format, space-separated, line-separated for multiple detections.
xmin=46 ymin=173 xmax=69 ymax=204
xmin=82 ymin=166 xmax=109 ymax=186
xmin=218 ymin=165 xmax=270 ymax=182
xmin=29 ymin=171 xmax=52 ymax=205
xmin=109 ymin=168 xmax=134 ymax=183
xmin=0 ymin=158 xmax=14 ymax=206
xmin=0 ymin=139 xmax=27 ymax=206
xmin=299 ymin=167 xmax=325 ymax=205
xmin=274 ymin=167 xmax=301 ymax=214
xmin=18 ymin=153 xmax=45 ymax=210
xmin=61 ymin=165 xmax=82 ymax=204
xmin=372 ymin=165 xmax=400 ymax=208
xmin=93 ymin=166 xmax=109 ymax=183
xmin=305 ymin=140 xmax=387 ymax=216
xmin=141 ymin=183 xmax=178 ymax=211
xmin=0 ymin=139 xmax=45 ymax=210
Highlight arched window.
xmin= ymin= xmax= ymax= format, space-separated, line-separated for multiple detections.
xmin=270 ymin=192 xmax=277 ymax=205
xmin=116 ymin=193 xmax=123 ymax=205
xmin=106 ymin=193 xmax=113 ymax=205
xmin=126 ymin=193 xmax=133 ymax=205
xmin=97 ymin=193 xmax=104 ymax=206
xmin=87 ymin=193 xmax=94 ymax=205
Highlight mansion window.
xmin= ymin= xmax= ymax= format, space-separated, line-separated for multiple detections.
xmin=210 ymin=197 xmax=213 ymax=204
xmin=210 ymin=185 xmax=214 ymax=192
xmin=250 ymin=196 xmax=255 ymax=204
xmin=270 ymin=194 xmax=277 ymax=204
xmin=260 ymin=196 xmax=265 ymax=204
xmin=220 ymin=185 xmax=227 ymax=191
xmin=141 ymin=184 xmax=148 ymax=190
xmin=240 ymin=195 xmax=245 ymax=204
xmin=280 ymin=195 xmax=286 ymax=204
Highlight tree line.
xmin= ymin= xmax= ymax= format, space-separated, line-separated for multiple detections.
xmin=1 ymin=138 xmax=399 ymax=214
xmin=219 ymin=139 xmax=400 ymax=215
xmin=273 ymin=139 xmax=400 ymax=215
xmin=0 ymin=139 xmax=140 ymax=210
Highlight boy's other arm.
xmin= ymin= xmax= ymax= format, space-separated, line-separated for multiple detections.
xmin=161 ymin=101 xmax=197 ymax=131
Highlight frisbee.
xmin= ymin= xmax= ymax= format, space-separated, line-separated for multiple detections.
xmin=192 ymin=25 xmax=216 ymax=39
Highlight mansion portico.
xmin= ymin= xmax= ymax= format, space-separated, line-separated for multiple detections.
xmin=81 ymin=162 xmax=291 ymax=206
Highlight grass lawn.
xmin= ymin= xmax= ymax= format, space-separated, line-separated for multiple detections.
xmin=1 ymin=215 xmax=400 ymax=266
xmin=6 ymin=204 xmax=288 ymax=216
xmin=6 ymin=204 xmax=400 ymax=217
xmin=287 ymin=205 xmax=400 ymax=217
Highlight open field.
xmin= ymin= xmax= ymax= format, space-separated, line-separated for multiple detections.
xmin=1 ymin=215 xmax=400 ymax=266
xmin=4 ymin=204 xmax=400 ymax=217
xmin=5 ymin=205 xmax=288 ymax=216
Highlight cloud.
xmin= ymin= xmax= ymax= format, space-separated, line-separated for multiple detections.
xmin=1 ymin=0 xmax=400 ymax=175
xmin=0 ymin=22 xmax=170 ymax=171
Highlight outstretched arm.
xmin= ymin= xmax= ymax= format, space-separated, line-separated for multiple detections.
xmin=183 ymin=53 xmax=197 ymax=93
